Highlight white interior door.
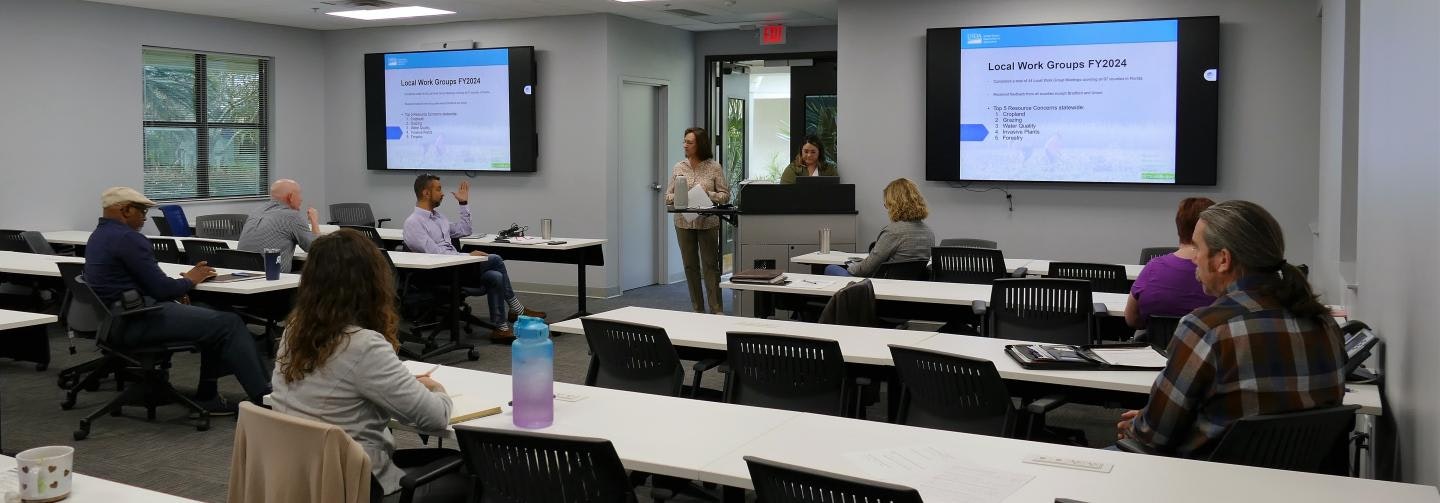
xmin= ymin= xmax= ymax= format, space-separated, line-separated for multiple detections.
xmin=620 ymin=82 xmax=661 ymax=291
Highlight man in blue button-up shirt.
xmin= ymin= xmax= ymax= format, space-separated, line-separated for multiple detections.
xmin=402 ymin=174 xmax=544 ymax=343
xmin=84 ymin=187 xmax=271 ymax=413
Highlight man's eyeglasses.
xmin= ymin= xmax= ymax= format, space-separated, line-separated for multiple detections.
xmin=126 ymin=204 xmax=151 ymax=215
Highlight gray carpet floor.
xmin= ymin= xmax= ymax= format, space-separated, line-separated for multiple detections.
xmin=0 ymin=282 xmax=1124 ymax=502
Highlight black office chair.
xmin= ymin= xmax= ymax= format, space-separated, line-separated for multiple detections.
xmin=0 ymin=229 xmax=28 ymax=252
xmin=329 ymin=203 xmax=391 ymax=228
xmin=183 ymin=239 xmax=230 ymax=266
xmin=939 ymin=237 xmax=998 ymax=249
xmin=580 ymin=318 xmax=685 ymax=396
xmin=55 ymin=263 xmax=105 ymax=390
xmin=724 ymin=332 xmax=851 ymax=417
xmin=453 ymin=427 xmax=658 ymax=503
xmin=745 ymin=456 xmax=922 ymax=503
xmin=1144 ymin=315 xmax=1185 ymax=354
xmin=930 ymin=246 xmax=1016 ymax=284
xmin=339 ymin=225 xmax=387 ymax=250
xmin=1118 ymin=405 xmax=1361 ymax=474
xmin=20 ymin=231 xmax=67 ymax=256
xmin=63 ymin=274 xmax=210 ymax=439
xmin=151 ymin=215 xmax=173 ymax=236
xmin=147 ymin=237 xmax=184 ymax=264
xmin=213 ymin=249 xmax=264 ymax=271
xmin=386 ymin=250 xmax=479 ymax=362
xmin=194 ymin=214 xmax=247 ymax=240
xmin=1140 ymin=247 xmax=1178 ymax=265
xmin=973 ymin=278 xmax=1098 ymax=345
xmin=889 ymin=346 xmax=1068 ymax=441
xmin=874 ymin=258 xmax=930 ymax=281
xmin=1046 ymin=262 xmax=1131 ymax=294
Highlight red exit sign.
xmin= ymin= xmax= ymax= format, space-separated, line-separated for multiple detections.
xmin=761 ymin=24 xmax=786 ymax=45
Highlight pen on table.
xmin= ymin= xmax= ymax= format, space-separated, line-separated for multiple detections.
xmin=417 ymin=364 xmax=439 ymax=378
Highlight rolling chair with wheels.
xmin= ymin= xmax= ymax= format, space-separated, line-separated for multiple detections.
xmin=183 ymin=239 xmax=231 ymax=266
xmin=329 ymin=203 xmax=391 ymax=228
xmin=453 ymin=427 xmax=669 ymax=502
xmin=938 ymin=237 xmax=997 ymax=249
xmin=63 ymin=275 xmax=210 ymax=439
xmin=745 ymin=456 xmax=921 ymax=503
xmin=195 ymin=214 xmax=248 ymax=240
xmin=1140 ymin=246 xmax=1179 ymax=265
xmin=889 ymin=345 xmax=1074 ymax=442
xmin=1117 ymin=405 xmax=1362 ymax=475
xmin=973 ymin=278 xmax=1100 ymax=345
xmin=148 ymin=237 xmax=184 ymax=264
xmin=157 ymin=205 xmax=194 ymax=237
xmin=724 ymin=332 xmax=854 ymax=417
xmin=580 ymin=318 xmax=722 ymax=399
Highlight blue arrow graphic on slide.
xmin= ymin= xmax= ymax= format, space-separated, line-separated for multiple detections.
xmin=959 ymin=124 xmax=989 ymax=141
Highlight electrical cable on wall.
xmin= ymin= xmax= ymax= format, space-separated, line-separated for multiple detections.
xmin=947 ymin=181 xmax=1014 ymax=211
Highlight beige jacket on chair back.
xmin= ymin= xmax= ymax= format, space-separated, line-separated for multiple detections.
xmin=228 ymin=402 xmax=372 ymax=503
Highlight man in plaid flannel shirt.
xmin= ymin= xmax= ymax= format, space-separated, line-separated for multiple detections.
xmin=1116 ymin=200 xmax=1346 ymax=457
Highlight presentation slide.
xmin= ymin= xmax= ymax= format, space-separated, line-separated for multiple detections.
xmin=958 ymin=20 xmax=1180 ymax=183
xmin=383 ymin=49 xmax=511 ymax=171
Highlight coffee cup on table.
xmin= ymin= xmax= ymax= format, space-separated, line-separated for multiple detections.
xmin=15 ymin=445 xmax=73 ymax=502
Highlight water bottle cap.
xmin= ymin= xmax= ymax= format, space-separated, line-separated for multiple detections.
xmin=513 ymin=315 xmax=548 ymax=338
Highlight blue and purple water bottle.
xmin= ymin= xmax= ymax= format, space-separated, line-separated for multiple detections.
xmin=511 ymin=315 xmax=553 ymax=428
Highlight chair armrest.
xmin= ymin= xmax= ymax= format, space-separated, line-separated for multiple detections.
xmin=1092 ymin=303 xmax=1108 ymax=317
xmin=116 ymin=305 xmax=165 ymax=319
xmin=377 ymin=218 xmax=392 ymax=228
xmin=1010 ymin=267 xmax=1028 ymax=278
xmin=398 ymin=455 xmax=464 ymax=491
xmin=1025 ymin=394 xmax=1067 ymax=415
xmin=971 ymin=300 xmax=987 ymax=316
xmin=692 ymin=358 xmax=723 ymax=373
xmin=326 ymin=220 xmax=338 ymax=225
xmin=1115 ymin=438 xmax=1161 ymax=455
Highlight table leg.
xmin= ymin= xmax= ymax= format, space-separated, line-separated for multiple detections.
xmin=562 ymin=250 xmax=590 ymax=321
xmin=450 ymin=268 xmax=462 ymax=342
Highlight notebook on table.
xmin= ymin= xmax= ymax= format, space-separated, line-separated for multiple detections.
xmin=1005 ymin=343 xmax=1168 ymax=370
xmin=730 ymin=268 xmax=786 ymax=285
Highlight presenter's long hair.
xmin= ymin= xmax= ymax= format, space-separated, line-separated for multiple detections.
xmin=278 ymin=229 xmax=400 ymax=383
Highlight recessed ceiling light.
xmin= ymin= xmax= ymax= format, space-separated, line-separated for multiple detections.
xmin=327 ymin=6 xmax=455 ymax=20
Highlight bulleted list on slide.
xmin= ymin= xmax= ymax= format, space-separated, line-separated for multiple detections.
xmin=958 ymin=21 xmax=1179 ymax=183
xmin=382 ymin=50 xmax=512 ymax=171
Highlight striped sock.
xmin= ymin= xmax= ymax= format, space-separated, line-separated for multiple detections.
xmin=507 ymin=297 xmax=525 ymax=313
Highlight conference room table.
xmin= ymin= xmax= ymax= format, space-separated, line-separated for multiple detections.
xmin=0 ymin=455 xmax=200 ymax=502
xmin=790 ymin=250 xmax=1146 ymax=279
xmin=0 ymin=310 xmax=57 ymax=454
xmin=548 ymin=307 xmax=1383 ymax=416
xmin=394 ymin=361 xmax=1432 ymax=503
xmin=721 ymin=272 xmax=1133 ymax=322
xmin=458 ymin=235 xmax=607 ymax=320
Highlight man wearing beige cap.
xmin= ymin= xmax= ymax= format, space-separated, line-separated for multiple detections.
xmin=83 ymin=187 xmax=271 ymax=413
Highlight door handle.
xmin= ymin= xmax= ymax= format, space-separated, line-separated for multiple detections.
xmin=651 ymin=183 xmax=662 ymax=191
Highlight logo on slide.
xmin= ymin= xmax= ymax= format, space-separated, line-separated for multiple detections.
xmin=1203 ymin=69 xmax=1217 ymax=82
xmin=966 ymin=33 xmax=984 ymax=45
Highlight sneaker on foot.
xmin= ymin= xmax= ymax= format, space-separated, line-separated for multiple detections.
xmin=191 ymin=395 xmax=237 ymax=417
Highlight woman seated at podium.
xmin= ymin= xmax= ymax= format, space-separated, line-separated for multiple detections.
xmin=780 ymin=135 xmax=839 ymax=184
xmin=826 ymin=178 xmax=935 ymax=277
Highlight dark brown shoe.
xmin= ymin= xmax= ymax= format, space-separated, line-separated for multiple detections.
xmin=507 ymin=307 xmax=548 ymax=322
xmin=490 ymin=326 xmax=517 ymax=345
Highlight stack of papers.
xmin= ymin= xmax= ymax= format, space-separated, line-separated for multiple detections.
xmin=1089 ymin=346 xmax=1168 ymax=368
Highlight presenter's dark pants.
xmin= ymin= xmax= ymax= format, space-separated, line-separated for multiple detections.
xmin=119 ymin=301 xmax=272 ymax=403
xmin=676 ymin=226 xmax=723 ymax=314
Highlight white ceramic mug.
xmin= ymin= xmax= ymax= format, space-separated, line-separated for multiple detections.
xmin=15 ymin=445 xmax=72 ymax=503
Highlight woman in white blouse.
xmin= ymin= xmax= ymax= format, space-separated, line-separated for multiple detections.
xmin=665 ymin=127 xmax=732 ymax=313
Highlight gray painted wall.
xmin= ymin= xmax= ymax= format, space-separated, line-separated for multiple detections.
xmin=1350 ymin=0 xmax=1440 ymax=485
xmin=0 ymin=0 xmax=326 ymax=234
xmin=836 ymin=0 xmax=1320 ymax=268
xmin=322 ymin=14 xmax=693 ymax=297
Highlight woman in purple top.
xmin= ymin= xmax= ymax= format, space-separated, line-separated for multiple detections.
xmin=1125 ymin=197 xmax=1217 ymax=329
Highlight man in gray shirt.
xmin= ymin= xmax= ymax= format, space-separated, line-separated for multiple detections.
xmin=237 ymin=179 xmax=321 ymax=272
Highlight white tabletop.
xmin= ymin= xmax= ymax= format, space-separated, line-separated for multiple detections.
xmin=0 ymin=310 xmax=57 ymax=331
xmin=790 ymin=251 xmax=1144 ymax=280
xmin=0 ymin=456 xmax=200 ymax=502
xmin=41 ymin=230 xmax=480 ymax=270
xmin=38 ymin=230 xmax=93 ymax=246
xmin=458 ymin=235 xmax=606 ymax=252
xmin=0 ymin=251 xmax=82 ymax=278
xmin=0 ymin=251 xmax=297 ymax=295
xmin=722 ymin=273 xmax=1131 ymax=316
xmin=549 ymin=307 xmax=934 ymax=366
xmin=698 ymin=413 xmax=1435 ymax=502
xmin=400 ymin=362 xmax=797 ymax=482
